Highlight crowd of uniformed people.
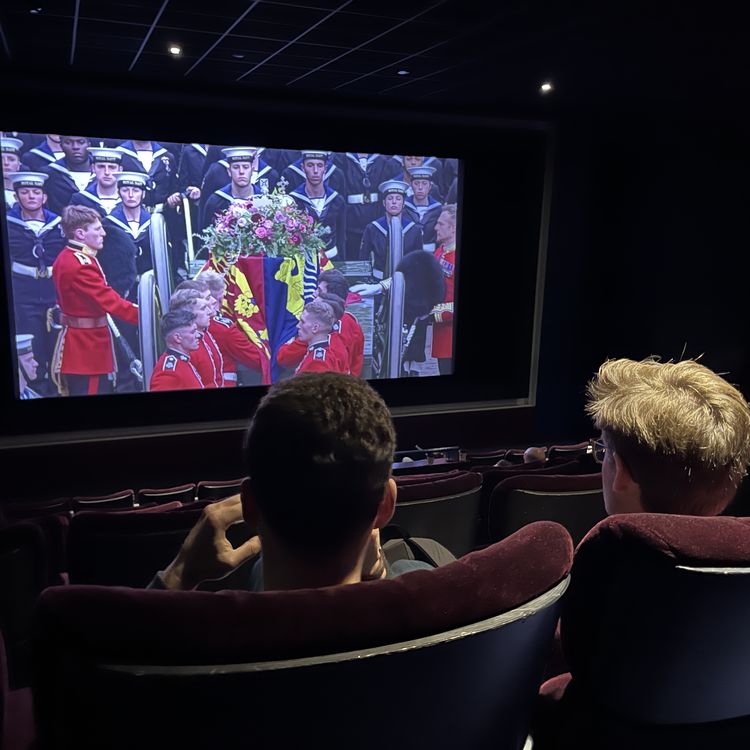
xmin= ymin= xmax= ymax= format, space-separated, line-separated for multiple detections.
xmin=2 ymin=132 xmax=459 ymax=398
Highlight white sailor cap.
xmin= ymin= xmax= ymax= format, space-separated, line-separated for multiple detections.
xmin=407 ymin=165 xmax=436 ymax=181
xmin=379 ymin=179 xmax=410 ymax=196
xmin=89 ymin=147 xmax=122 ymax=164
xmin=1 ymin=137 xmax=23 ymax=155
xmin=221 ymin=147 xmax=258 ymax=163
xmin=301 ymin=150 xmax=330 ymax=162
xmin=116 ymin=171 xmax=148 ymax=188
xmin=10 ymin=172 xmax=49 ymax=190
xmin=16 ymin=333 xmax=34 ymax=356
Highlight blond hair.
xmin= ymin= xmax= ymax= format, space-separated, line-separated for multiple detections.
xmin=304 ymin=299 xmax=334 ymax=331
xmin=587 ymin=357 xmax=750 ymax=514
xmin=199 ymin=269 xmax=226 ymax=301
xmin=61 ymin=204 xmax=101 ymax=239
xmin=440 ymin=203 xmax=457 ymax=224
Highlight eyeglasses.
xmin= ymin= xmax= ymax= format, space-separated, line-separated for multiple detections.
xmin=589 ymin=438 xmax=606 ymax=464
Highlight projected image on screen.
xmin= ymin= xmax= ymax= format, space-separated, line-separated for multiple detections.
xmin=2 ymin=133 xmax=459 ymax=398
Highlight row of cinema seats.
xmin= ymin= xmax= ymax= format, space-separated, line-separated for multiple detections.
xmin=7 ymin=513 xmax=750 ymax=748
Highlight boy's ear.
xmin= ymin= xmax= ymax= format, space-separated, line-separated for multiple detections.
xmin=374 ymin=478 xmax=396 ymax=529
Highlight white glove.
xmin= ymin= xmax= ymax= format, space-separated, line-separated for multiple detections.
xmin=351 ymin=283 xmax=382 ymax=297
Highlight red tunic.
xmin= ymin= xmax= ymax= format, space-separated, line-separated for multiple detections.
xmin=52 ymin=242 xmax=139 ymax=375
xmin=337 ymin=312 xmax=364 ymax=377
xmin=149 ymin=348 xmax=204 ymax=391
xmin=278 ymin=331 xmax=350 ymax=374
xmin=294 ymin=337 xmax=348 ymax=374
xmin=208 ymin=315 xmax=262 ymax=387
xmin=431 ymin=244 xmax=455 ymax=359
xmin=190 ymin=329 xmax=224 ymax=388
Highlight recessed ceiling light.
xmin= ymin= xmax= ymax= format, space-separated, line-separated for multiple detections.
xmin=539 ymin=81 xmax=554 ymax=94
xmin=232 ymin=53 xmax=245 ymax=59
xmin=168 ymin=45 xmax=182 ymax=56
xmin=397 ymin=70 xmax=410 ymax=76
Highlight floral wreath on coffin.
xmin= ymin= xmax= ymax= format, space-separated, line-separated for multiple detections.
xmin=196 ymin=180 xmax=330 ymax=265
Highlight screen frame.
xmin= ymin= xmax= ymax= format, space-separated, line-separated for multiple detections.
xmin=0 ymin=72 xmax=553 ymax=449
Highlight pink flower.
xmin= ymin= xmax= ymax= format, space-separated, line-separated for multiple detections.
xmin=274 ymin=211 xmax=285 ymax=222
xmin=290 ymin=234 xmax=301 ymax=245
xmin=263 ymin=219 xmax=273 ymax=230
xmin=251 ymin=213 xmax=263 ymax=223
xmin=255 ymin=226 xmax=269 ymax=239
xmin=285 ymin=218 xmax=298 ymax=230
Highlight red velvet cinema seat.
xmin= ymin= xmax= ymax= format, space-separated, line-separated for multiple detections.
xmin=195 ymin=477 xmax=246 ymax=502
xmin=535 ymin=514 xmax=750 ymax=750
xmin=71 ymin=490 xmax=135 ymax=512
xmin=33 ymin=522 xmax=573 ymax=750
xmin=136 ymin=483 xmax=196 ymax=506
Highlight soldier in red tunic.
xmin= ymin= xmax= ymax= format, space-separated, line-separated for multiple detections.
xmin=51 ymin=205 xmax=139 ymax=396
xmin=199 ymin=270 xmax=265 ymax=387
xmin=314 ymin=269 xmax=365 ymax=376
xmin=431 ymin=204 xmax=457 ymax=375
xmin=149 ymin=308 xmax=204 ymax=391
xmin=169 ymin=287 xmax=224 ymax=388
xmin=277 ymin=294 xmax=351 ymax=375
xmin=294 ymin=300 xmax=347 ymax=375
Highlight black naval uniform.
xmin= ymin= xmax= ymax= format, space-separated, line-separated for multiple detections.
xmin=6 ymin=206 xmax=66 ymax=386
xmin=335 ymin=153 xmax=401 ymax=260
xmin=105 ymin=204 xmax=153 ymax=276
xmin=42 ymin=158 xmax=93 ymax=215
xmin=289 ymin=185 xmax=347 ymax=259
xmin=178 ymin=144 xmax=208 ymax=194
xmin=261 ymin=149 xmax=301 ymax=175
xmin=360 ymin=214 xmax=424 ymax=281
xmin=116 ymin=141 xmax=177 ymax=206
xmin=70 ymin=185 xmax=121 ymax=218
xmin=22 ymin=140 xmax=64 ymax=172
xmin=282 ymin=158 xmax=346 ymax=196
xmin=404 ymin=196 xmax=443 ymax=252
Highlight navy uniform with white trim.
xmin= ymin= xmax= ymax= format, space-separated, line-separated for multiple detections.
xmin=22 ymin=134 xmax=65 ymax=172
xmin=289 ymin=150 xmax=347 ymax=259
xmin=116 ymin=140 xmax=177 ymax=205
xmin=3 ymin=137 xmax=25 ymax=211
xmin=403 ymin=165 xmax=442 ymax=252
xmin=105 ymin=171 xmax=153 ymax=275
xmin=359 ymin=180 xmax=423 ymax=282
xmin=7 ymin=172 xmax=66 ymax=388
xmin=335 ymin=152 xmax=401 ymax=260
xmin=201 ymin=146 xmax=278 ymax=204
xmin=393 ymin=155 xmax=444 ymax=202
xmin=178 ymin=143 xmax=208 ymax=195
xmin=16 ymin=334 xmax=42 ymax=400
xmin=42 ymin=135 xmax=93 ymax=215
xmin=282 ymin=153 xmax=345 ymax=196
xmin=200 ymin=147 xmax=278 ymax=231
xmin=261 ymin=148 xmax=301 ymax=175
xmin=70 ymin=148 xmax=123 ymax=217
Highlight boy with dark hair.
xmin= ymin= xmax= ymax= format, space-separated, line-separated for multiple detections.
xmin=156 ymin=373 xmax=436 ymax=591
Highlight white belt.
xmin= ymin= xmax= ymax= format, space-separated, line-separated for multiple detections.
xmin=347 ymin=193 xmax=379 ymax=205
xmin=223 ymin=372 xmax=238 ymax=382
xmin=12 ymin=261 xmax=52 ymax=279
xmin=423 ymin=243 xmax=436 ymax=252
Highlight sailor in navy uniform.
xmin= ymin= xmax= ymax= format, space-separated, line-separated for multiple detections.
xmin=105 ymin=171 xmax=152 ymax=276
xmin=116 ymin=139 xmax=177 ymax=206
xmin=282 ymin=151 xmax=345 ymax=196
xmin=200 ymin=147 xmax=277 ymax=231
xmin=16 ymin=334 xmax=42 ymax=399
xmin=7 ymin=172 xmax=66 ymax=390
xmin=201 ymin=146 xmax=278 ymax=200
xmin=289 ymin=150 xmax=347 ymax=259
xmin=404 ymin=165 xmax=442 ymax=252
xmin=441 ymin=158 xmax=459 ymax=203
xmin=42 ymin=135 xmax=93 ymax=215
xmin=70 ymin=147 xmax=123 ymax=217
xmin=3 ymin=136 xmax=26 ymax=211
xmin=356 ymin=179 xmax=423 ymax=284
xmin=22 ymin=134 xmax=65 ymax=172
xmin=334 ymin=152 xmax=401 ymax=260
xmin=177 ymin=143 xmax=208 ymax=198
xmin=394 ymin=155 xmax=444 ymax=202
